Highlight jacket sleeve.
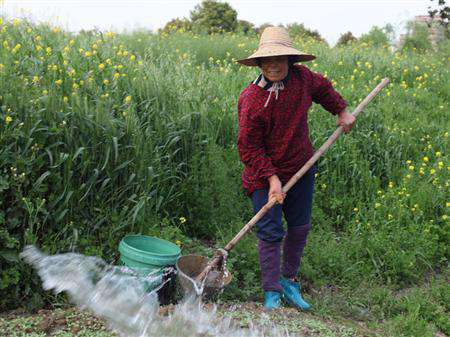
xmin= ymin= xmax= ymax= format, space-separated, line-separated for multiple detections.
xmin=237 ymin=92 xmax=277 ymax=181
xmin=310 ymin=70 xmax=348 ymax=115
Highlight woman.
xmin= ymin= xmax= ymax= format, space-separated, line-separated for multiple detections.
xmin=236 ymin=26 xmax=355 ymax=310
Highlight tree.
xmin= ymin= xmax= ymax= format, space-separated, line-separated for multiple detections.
xmin=401 ymin=21 xmax=433 ymax=52
xmin=236 ymin=20 xmax=256 ymax=35
xmin=428 ymin=0 xmax=449 ymax=38
xmin=359 ymin=25 xmax=391 ymax=47
xmin=190 ymin=0 xmax=238 ymax=34
xmin=286 ymin=23 xmax=326 ymax=43
xmin=336 ymin=31 xmax=357 ymax=46
xmin=159 ymin=17 xmax=192 ymax=34
xmin=256 ymin=22 xmax=274 ymax=35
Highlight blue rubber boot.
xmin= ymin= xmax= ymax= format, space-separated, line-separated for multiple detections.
xmin=280 ymin=277 xmax=311 ymax=311
xmin=263 ymin=291 xmax=281 ymax=310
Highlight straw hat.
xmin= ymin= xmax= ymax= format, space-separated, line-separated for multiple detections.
xmin=237 ymin=26 xmax=316 ymax=67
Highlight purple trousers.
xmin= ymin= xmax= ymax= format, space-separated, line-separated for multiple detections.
xmin=251 ymin=164 xmax=316 ymax=292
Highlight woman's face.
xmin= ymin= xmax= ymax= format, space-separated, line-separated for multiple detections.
xmin=259 ymin=55 xmax=289 ymax=82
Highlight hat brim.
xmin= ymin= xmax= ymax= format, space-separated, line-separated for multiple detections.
xmin=237 ymin=46 xmax=316 ymax=66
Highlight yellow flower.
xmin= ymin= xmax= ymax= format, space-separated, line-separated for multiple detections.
xmin=113 ymin=73 xmax=120 ymax=80
xmin=103 ymin=79 xmax=109 ymax=85
xmin=179 ymin=217 xmax=186 ymax=224
xmin=69 ymin=39 xmax=75 ymax=45
xmin=374 ymin=203 xmax=381 ymax=209
xmin=435 ymin=151 xmax=441 ymax=157
xmin=446 ymin=202 xmax=450 ymax=207
xmin=442 ymin=215 xmax=448 ymax=221
xmin=98 ymin=63 xmax=105 ymax=71
xmin=175 ymin=240 xmax=182 ymax=246
xmin=422 ymin=156 xmax=429 ymax=163
xmin=130 ymin=54 xmax=136 ymax=61
xmin=46 ymin=47 xmax=52 ymax=54
xmin=430 ymin=168 xmax=436 ymax=175
xmin=63 ymin=96 xmax=68 ymax=103
xmin=5 ymin=116 xmax=12 ymax=124
xmin=124 ymin=95 xmax=132 ymax=104
xmin=353 ymin=207 xmax=359 ymax=212
xmin=388 ymin=181 xmax=394 ymax=188
xmin=55 ymin=79 xmax=62 ymax=86
xmin=408 ymin=165 xmax=415 ymax=171
xmin=12 ymin=43 xmax=21 ymax=53
xmin=85 ymin=51 xmax=91 ymax=57
xmin=32 ymin=76 xmax=39 ymax=84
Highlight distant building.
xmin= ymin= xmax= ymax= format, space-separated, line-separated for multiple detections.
xmin=396 ymin=15 xmax=445 ymax=50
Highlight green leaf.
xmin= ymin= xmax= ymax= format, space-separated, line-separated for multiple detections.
xmin=0 ymin=250 xmax=19 ymax=262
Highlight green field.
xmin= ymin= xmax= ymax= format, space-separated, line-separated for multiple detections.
xmin=0 ymin=17 xmax=449 ymax=336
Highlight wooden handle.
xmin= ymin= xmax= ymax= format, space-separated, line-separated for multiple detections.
xmin=195 ymin=78 xmax=390 ymax=284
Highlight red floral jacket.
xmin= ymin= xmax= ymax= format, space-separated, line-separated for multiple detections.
xmin=237 ymin=64 xmax=348 ymax=196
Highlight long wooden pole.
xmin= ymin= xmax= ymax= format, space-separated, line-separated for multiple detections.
xmin=195 ymin=78 xmax=390 ymax=284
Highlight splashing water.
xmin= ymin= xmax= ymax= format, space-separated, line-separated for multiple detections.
xmin=21 ymin=246 xmax=288 ymax=337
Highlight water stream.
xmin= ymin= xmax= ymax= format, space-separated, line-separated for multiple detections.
xmin=21 ymin=246 xmax=288 ymax=337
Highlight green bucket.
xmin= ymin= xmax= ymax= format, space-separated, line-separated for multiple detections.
xmin=119 ymin=235 xmax=181 ymax=291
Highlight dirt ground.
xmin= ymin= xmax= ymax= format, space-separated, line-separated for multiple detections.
xmin=0 ymin=302 xmax=378 ymax=337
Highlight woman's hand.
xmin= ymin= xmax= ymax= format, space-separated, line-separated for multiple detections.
xmin=337 ymin=110 xmax=356 ymax=133
xmin=268 ymin=175 xmax=286 ymax=204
